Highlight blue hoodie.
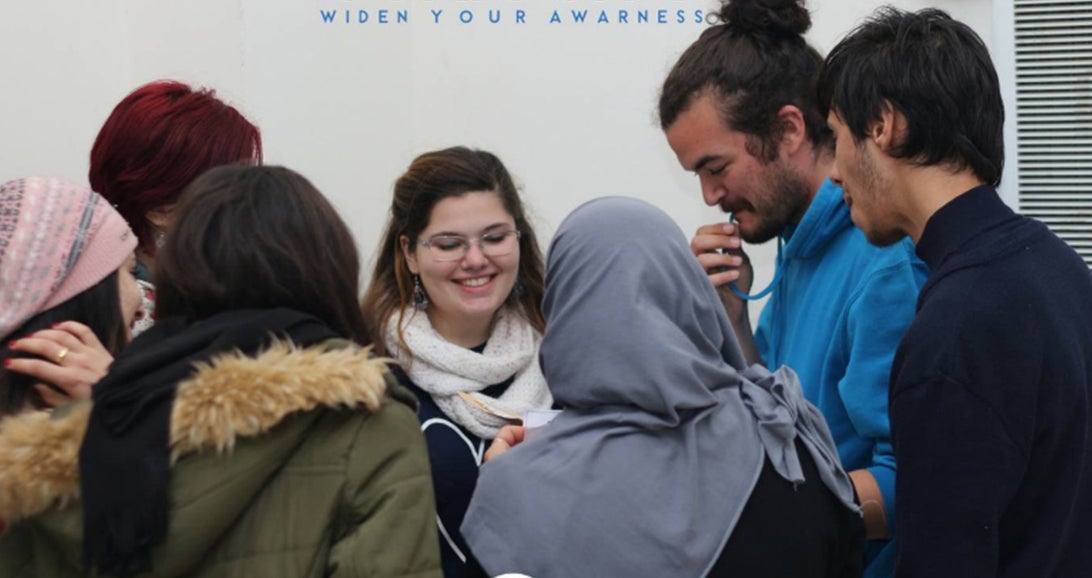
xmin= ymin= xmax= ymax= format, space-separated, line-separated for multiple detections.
xmin=754 ymin=179 xmax=927 ymax=578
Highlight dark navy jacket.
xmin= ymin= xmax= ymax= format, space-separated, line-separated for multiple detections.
xmin=891 ymin=186 xmax=1092 ymax=578
xmin=393 ymin=363 xmax=507 ymax=578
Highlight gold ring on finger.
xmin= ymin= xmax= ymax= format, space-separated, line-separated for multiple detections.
xmin=56 ymin=347 xmax=69 ymax=363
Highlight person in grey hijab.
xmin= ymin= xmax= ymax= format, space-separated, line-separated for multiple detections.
xmin=461 ymin=196 xmax=864 ymax=578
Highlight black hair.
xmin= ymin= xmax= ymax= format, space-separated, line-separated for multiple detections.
xmin=0 ymin=272 xmax=127 ymax=415
xmin=659 ymin=0 xmax=832 ymax=161
xmin=817 ymin=7 xmax=1004 ymax=185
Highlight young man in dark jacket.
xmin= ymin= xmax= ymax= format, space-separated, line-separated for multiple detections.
xmin=659 ymin=4 xmax=927 ymax=574
xmin=819 ymin=8 xmax=1092 ymax=578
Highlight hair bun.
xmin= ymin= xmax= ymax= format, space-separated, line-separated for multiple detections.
xmin=717 ymin=0 xmax=811 ymax=36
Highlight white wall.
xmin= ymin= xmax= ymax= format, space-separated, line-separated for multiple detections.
xmin=809 ymin=0 xmax=993 ymax=52
xmin=122 ymin=0 xmax=247 ymax=100
xmin=0 ymin=0 xmax=998 ymax=294
xmin=0 ymin=1 xmax=131 ymax=184
xmin=0 ymin=0 xmax=250 ymax=185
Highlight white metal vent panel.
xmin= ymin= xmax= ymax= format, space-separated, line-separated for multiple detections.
xmin=1015 ymin=0 xmax=1092 ymax=267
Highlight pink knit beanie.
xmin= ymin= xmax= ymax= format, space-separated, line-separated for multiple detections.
xmin=0 ymin=177 xmax=137 ymax=339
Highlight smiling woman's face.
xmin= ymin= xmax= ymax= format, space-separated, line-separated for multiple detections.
xmin=402 ymin=191 xmax=520 ymax=344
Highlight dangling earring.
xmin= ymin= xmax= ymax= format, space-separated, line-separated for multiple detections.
xmin=154 ymin=229 xmax=166 ymax=250
xmin=413 ymin=275 xmax=429 ymax=311
xmin=506 ymin=279 xmax=524 ymax=307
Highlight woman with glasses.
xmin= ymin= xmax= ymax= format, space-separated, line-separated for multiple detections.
xmin=362 ymin=146 xmax=553 ymax=578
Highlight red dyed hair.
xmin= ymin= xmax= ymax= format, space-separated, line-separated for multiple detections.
xmin=89 ymin=80 xmax=263 ymax=252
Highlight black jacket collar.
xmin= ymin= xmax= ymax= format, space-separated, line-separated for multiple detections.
xmin=916 ymin=185 xmax=1014 ymax=271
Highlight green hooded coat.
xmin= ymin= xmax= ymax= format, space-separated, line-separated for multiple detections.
xmin=0 ymin=343 xmax=442 ymax=578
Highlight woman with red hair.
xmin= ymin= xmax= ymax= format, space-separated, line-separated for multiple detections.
xmin=90 ymin=80 xmax=263 ymax=333
xmin=5 ymin=81 xmax=262 ymax=405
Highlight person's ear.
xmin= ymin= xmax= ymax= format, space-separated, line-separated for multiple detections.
xmin=146 ymin=206 xmax=174 ymax=229
xmin=776 ymin=104 xmax=808 ymax=157
xmin=400 ymin=235 xmax=419 ymax=274
xmin=871 ymin=100 xmax=906 ymax=153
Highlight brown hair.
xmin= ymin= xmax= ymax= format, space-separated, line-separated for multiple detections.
xmin=155 ymin=165 xmax=369 ymax=343
xmin=659 ymin=0 xmax=832 ymax=161
xmin=361 ymin=146 xmax=545 ymax=356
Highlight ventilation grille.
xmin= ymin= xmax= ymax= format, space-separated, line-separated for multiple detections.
xmin=1014 ymin=0 xmax=1092 ymax=266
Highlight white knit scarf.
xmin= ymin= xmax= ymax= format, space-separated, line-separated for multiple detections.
xmin=385 ymin=307 xmax=552 ymax=439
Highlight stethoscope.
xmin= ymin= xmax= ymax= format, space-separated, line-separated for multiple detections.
xmin=725 ymin=213 xmax=784 ymax=301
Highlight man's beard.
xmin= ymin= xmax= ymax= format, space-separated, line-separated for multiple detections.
xmin=725 ymin=162 xmax=811 ymax=244
xmin=852 ymin=149 xmax=903 ymax=247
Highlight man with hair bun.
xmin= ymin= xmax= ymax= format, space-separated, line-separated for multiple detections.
xmin=819 ymin=8 xmax=1092 ymax=577
xmin=659 ymin=1 xmax=926 ymax=576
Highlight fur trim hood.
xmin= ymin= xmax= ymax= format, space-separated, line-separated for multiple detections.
xmin=0 ymin=342 xmax=392 ymax=522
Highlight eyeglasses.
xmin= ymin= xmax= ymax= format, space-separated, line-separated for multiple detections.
xmin=418 ymin=229 xmax=522 ymax=262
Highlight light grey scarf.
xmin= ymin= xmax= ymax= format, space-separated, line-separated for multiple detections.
xmin=386 ymin=307 xmax=552 ymax=439
xmin=462 ymin=197 xmax=857 ymax=578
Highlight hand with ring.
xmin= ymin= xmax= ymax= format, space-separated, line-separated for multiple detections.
xmin=5 ymin=321 xmax=115 ymax=408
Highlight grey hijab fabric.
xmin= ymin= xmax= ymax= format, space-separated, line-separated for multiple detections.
xmin=462 ymin=197 xmax=857 ymax=578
